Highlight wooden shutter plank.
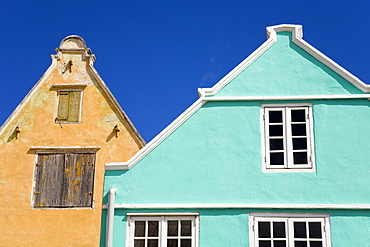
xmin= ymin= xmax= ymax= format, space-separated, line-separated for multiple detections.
xmin=34 ymin=154 xmax=65 ymax=207
xmin=64 ymin=153 xmax=77 ymax=207
xmin=58 ymin=92 xmax=70 ymax=121
xmin=33 ymin=155 xmax=46 ymax=207
xmin=73 ymin=153 xmax=95 ymax=207
xmin=80 ymin=153 xmax=95 ymax=207
xmin=68 ymin=91 xmax=81 ymax=122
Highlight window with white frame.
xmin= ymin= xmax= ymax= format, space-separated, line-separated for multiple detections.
xmin=250 ymin=213 xmax=331 ymax=247
xmin=262 ymin=104 xmax=314 ymax=170
xmin=127 ymin=214 xmax=198 ymax=247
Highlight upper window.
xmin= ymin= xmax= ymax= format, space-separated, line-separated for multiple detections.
xmin=127 ymin=214 xmax=198 ymax=247
xmin=57 ymin=90 xmax=82 ymax=123
xmin=33 ymin=152 xmax=95 ymax=208
xmin=262 ymin=104 xmax=314 ymax=171
xmin=250 ymin=213 xmax=331 ymax=247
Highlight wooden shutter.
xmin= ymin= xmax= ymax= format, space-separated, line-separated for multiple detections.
xmin=34 ymin=154 xmax=65 ymax=207
xmin=58 ymin=92 xmax=70 ymax=121
xmin=57 ymin=91 xmax=81 ymax=122
xmin=64 ymin=153 xmax=95 ymax=207
xmin=33 ymin=153 xmax=95 ymax=208
xmin=68 ymin=91 xmax=81 ymax=122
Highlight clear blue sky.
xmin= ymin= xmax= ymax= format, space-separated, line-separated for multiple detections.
xmin=1 ymin=1 xmax=369 ymax=141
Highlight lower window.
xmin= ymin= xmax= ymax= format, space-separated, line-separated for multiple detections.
xmin=33 ymin=152 xmax=95 ymax=208
xmin=127 ymin=214 xmax=198 ymax=247
xmin=250 ymin=213 xmax=331 ymax=247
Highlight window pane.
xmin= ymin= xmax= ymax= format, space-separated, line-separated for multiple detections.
xmin=291 ymin=110 xmax=306 ymax=122
xmin=269 ymin=111 xmax=283 ymax=123
xmin=270 ymin=139 xmax=284 ymax=150
xmin=168 ymin=220 xmax=178 ymax=236
xmin=181 ymin=220 xmax=192 ymax=236
xmin=291 ymin=124 xmax=306 ymax=136
xmin=259 ymin=241 xmax=271 ymax=247
xmin=134 ymin=221 xmax=145 ymax=237
xmin=309 ymin=222 xmax=322 ymax=238
xmin=134 ymin=240 xmax=145 ymax=247
xmin=258 ymin=222 xmax=271 ymax=238
xmin=181 ymin=239 xmax=192 ymax=247
xmin=274 ymin=240 xmax=286 ymax=247
xmin=294 ymin=222 xmax=307 ymax=238
xmin=310 ymin=241 xmax=323 ymax=247
xmin=270 ymin=153 xmax=284 ymax=165
xmin=269 ymin=125 xmax=283 ymax=136
xmin=292 ymin=138 xmax=307 ymax=150
xmin=148 ymin=221 xmax=159 ymax=237
xmin=148 ymin=239 xmax=158 ymax=247
xmin=167 ymin=239 xmax=178 ymax=247
xmin=293 ymin=152 xmax=308 ymax=164
xmin=273 ymin=222 xmax=286 ymax=238
xmin=294 ymin=241 xmax=307 ymax=247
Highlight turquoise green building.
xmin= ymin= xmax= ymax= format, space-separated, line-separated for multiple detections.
xmin=101 ymin=24 xmax=370 ymax=247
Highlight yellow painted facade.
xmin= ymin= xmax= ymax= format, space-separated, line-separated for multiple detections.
xmin=0 ymin=36 xmax=145 ymax=246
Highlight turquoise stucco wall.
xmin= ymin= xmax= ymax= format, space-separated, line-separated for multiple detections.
xmin=102 ymin=29 xmax=370 ymax=246
xmin=100 ymin=209 xmax=370 ymax=246
xmin=213 ymin=32 xmax=363 ymax=96
xmin=105 ymin=99 xmax=370 ymax=205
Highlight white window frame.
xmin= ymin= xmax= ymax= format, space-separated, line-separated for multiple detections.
xmin=261 ymin=103 xmax=315 ymax=172
xmin=249 ymin=213 xmax=331 ymax=247
xmin=126 ymin=213 xmax=199 ymax=247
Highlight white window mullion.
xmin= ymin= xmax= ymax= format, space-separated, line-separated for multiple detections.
xmin=306 ymin=108 xmax=312 ymax=168
xmin=161 ymin=216 xmax=166 ymax=247
xmin=145 ymin=220 xmax=148 ymax=247
xmin=285 ymin=107 xmax=293 ymax=168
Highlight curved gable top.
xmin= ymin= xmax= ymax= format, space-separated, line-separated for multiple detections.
xmin=0 ymin=35 xmax=146 ymax=147
xmin=198 ymin=24 xmax=370 ymax=97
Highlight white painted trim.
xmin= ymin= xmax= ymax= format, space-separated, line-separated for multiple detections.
xmin=261 ymin=103 xmax=316 ymax=172
xmin=102 ymin=203 xmax=370 ymax=210
xmin=202 ymin=94 xmax=370 ymax=101
xmin=250 ymin=212 xmax=331 ymax=247
xmin=197 ymin=38 xmax=276 ymax=97
xmin=199 ymin=24 xmax=370 ymax=96
xmin=126 ymin=214 xmax=199 ymax=247
xmin=106 ymin=93 xmax=369 ymax=171
xmin=105 ymin=99 xmax=205 ymax=170
xmin=249 ymin=212 xmax=329 ymax=217
xmin=127 ymin=212 xmax=199 ymax=216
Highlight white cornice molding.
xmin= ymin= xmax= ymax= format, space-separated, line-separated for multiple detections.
xmin=105 ymin=99 xmax=205 ymax=170
xmin=105 ymin=93 xmax=369 ymax=171
xmin=102 ymin=203 xmax=370 ymax=210
xmin=198 ymin=24 xmax=370 ymax=97
xmin=202 ymin=94 xmax=370 ymax=101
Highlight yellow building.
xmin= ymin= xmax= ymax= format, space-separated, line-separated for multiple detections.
xmin=0 ymin=36 xmax=145 ymax=246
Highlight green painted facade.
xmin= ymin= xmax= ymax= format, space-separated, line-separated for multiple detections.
xmin=102 ymin=26 xmax=370 ymax=246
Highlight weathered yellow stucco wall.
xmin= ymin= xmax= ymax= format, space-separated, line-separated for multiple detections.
xmin=0 ymin=36 xmax=144 ymax=246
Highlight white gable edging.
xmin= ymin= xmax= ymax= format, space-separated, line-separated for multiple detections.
xmin=198 ymin=24 xmax=370 ymax=97
xmin=105 ymin=24 xmax=370 ymax=171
